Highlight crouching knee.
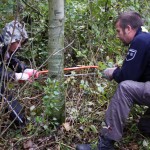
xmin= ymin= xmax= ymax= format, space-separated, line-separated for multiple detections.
xmin=118 ymin=80 xmax=132 ymax=92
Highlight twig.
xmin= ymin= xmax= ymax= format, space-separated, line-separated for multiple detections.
xmin=35 ymin=141 xmax=75 ymax=150
xmin=22 ymin=93 xmax=44 ymax=100
xmin=37 ymin=40 xmax=74 ymax=71
xmin=57 ymin=142 xmax=75 ymax=150
xmin=9 ymin=135 xmax=35 ymax=149
xmin=64 ymin=73 xmax=96 ymax=77
xmin=22 ymin=0 xmax=43 ymax=17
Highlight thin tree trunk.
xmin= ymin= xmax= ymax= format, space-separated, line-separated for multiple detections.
xmin=48 ymin=0 xmax=65 ymax=123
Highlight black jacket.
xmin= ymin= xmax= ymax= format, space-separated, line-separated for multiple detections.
xmin=0 ymin=35 xmax=27 ymax=82
xmin=113 ymin=27 xmax=150 ymax=83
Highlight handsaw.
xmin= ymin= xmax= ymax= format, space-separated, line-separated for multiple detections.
xmin=38 ymin=65 xmax=99 ymax=75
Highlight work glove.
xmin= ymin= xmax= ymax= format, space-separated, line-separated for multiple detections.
xmin=103 ymin=67 xmax=117 ymax=80
xmin=23 ymin=69 xmax=39 ymax=79
xmin=15 ymin=73 xmax=29 ymax=81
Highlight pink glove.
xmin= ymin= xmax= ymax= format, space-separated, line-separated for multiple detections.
xmin=23 ymin=69 xmax=39 ymax=79
xmin=15 ymin=73 xmax=29 ymax=81
xmin=103 ymin=67 xmax=117 ymax=80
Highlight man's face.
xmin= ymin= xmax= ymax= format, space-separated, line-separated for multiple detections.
xmin=115 ymin=21 xmax=130 ymax=46
xmin=9 ymin=41 xmax=21 ymax=53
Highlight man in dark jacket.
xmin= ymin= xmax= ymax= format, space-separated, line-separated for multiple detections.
xmin=0 ymin=20 xmax=38 ymax=127
xmin=76 ymin=11 xmax=150 ymax=150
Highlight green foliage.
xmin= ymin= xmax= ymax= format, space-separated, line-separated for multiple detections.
xmin=17 ymin=0 xmax=49 ymax=67
xmin=32 ymin=78 xmax=65 ymax=132
xmin=65 ymin=0 xmax=150 ymax=67
xmin=42 ymin=78 xmax=64 ymax=119
xmin=1 ymin=0 xmax=150 ymax=149
xmin=0 ymin=0 xmax=14 ymax=29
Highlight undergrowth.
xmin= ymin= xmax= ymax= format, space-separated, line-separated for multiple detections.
xmin=1 ymin=0 xmax=150 ymax=150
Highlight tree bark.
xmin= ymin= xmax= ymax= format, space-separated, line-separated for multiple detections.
xmin=48 ymin=0 xmax=65 ymax=124
xmin=48 ymin=0 xmax=64 ymax=78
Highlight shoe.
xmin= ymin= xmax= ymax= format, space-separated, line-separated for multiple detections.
xmin=98 ymin=136 xmax=114 ymax=150
xmin=76 ymin=136 xmax=114 ymax=150
xmin=76 ymin=144 xmax=91 ymax=150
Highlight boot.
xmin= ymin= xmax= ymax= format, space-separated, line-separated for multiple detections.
xmin=76 ymin=144 xmax=91 ymax=150
xmin=98 ymin=136 xmax=115 ymax=150
xmin=76 ymin=136 xmax=114 ymax=150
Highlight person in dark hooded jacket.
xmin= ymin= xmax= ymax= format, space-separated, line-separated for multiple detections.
xmin=0 ymin=20 xmax=38 ymax=126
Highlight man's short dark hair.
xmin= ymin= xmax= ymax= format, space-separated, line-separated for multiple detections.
xmin=115 ymin=11 xmax=144 ymax=30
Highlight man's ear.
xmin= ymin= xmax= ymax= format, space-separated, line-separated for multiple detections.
xmin=125 ymin=25 xmax=132 ymax=34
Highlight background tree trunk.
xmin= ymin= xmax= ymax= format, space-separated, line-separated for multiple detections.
xmin=48 ymin=0 xmax=65 ymax=124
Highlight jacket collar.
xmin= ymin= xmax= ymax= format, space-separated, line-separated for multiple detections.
xmin=134 ymin=27 xmax=142 ymax=37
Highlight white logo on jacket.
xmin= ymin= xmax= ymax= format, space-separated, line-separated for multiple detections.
xmin=126 ymin=49 xmax=137 ymax=61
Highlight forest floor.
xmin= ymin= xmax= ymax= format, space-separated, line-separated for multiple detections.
xmin=0 ymin=72 xmax=150 ymax=150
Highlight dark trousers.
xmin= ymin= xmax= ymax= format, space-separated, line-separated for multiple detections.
xmin=1 ymin=86 xmax=26 ymax=126
xmin=101 ymin=81 xmax=150 ymax=141
xmin=7 ymin=95 xmax=25 ymax=126
xmin=138 ymin=107 xmax=150 ymax=136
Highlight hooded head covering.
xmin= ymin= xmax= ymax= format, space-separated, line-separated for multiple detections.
xmin=2 ymin=20 xmax=28 ymax=46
